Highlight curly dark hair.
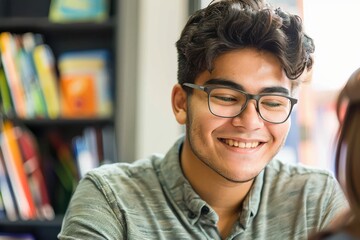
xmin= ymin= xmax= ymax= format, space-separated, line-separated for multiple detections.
xmin=176 ymin=0 xmax=315 ymax=86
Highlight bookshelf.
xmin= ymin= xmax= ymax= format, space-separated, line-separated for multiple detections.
xmin=0 ymin=0 xmax=119 ymax=238
xmin=0 ymin=216 xmax=63 ymax=240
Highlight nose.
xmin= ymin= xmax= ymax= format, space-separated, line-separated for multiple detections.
xmin=231 ymin=100 xmax=264 ymax=129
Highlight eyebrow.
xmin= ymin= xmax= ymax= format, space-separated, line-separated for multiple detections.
xmin=204 ymin=78 xmax=290 ymax=95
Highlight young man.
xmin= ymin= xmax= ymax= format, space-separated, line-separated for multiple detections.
xmin=59 ymin=1 xmax=347 ymax=239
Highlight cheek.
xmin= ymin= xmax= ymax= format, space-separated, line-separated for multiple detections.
xmin=270 ymin=120 xmax=291 ymax=143
xmin=187 ymin=104 xmax=224 ymax=140
xmin=188 ymin=111 xmax=217 ymax=136
xmin=187 ymin=97 xmax=213 ymax=130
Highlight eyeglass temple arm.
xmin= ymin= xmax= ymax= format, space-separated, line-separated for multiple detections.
xmin=183 ymin=83 xmax=205 ymax=91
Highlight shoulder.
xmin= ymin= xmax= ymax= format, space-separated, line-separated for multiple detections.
xmin=259 ymin=160 xmax=348 ymax=230
xmin=83 ymin=153 xmax=165 ymax=194
xmin=263 ymin=159 xmax=346 ymax=208
xmin=266 ymin=159 xmax=336 ymax=184
xmin=92 ymin=153 xmax=164 ymax=175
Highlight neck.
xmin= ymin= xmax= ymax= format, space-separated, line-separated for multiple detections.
xmin=180 ymin=141 xmax=253 ymax=216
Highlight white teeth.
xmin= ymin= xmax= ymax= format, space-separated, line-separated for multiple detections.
xmin=224 ymin=139 xmax=259 ymax=149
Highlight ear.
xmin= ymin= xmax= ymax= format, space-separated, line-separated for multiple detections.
xmin=171 ymin=84 xmax=187 ymax=125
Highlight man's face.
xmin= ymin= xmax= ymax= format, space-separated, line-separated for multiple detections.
xmin=181 ymin=48 xmax=293 ymax=183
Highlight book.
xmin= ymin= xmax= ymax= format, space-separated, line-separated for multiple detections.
xmin=0 ymin=120 xmax=37 ymax=220
xmin=15 ymin=36 xmax=36 ymax=118
xmin=0 ymin=148 xmax=18 ymax=221
xmin=32 ymin=44 xmax=60 ymax=119
xmin=58 ymin=49 xmax=112 ymax=118
xmin=45 ymin=130 xmax=78 ymax=213
xmin=49 ymin=0 xmax=110 ymax=23
xmin=72 ymin=135 xmax=97 ymax=178
xmin=83 ymin=127 xmax=100 ymax=166
xmin=19 ymin=33 xmax=47 ymax=118
xmin=14 ymin=126 xmax=55 ymax=220
xmin=0 ymin=32 xmax=27 ymax=118
xmin=101 ymin=125 xmax=116 ymax=163
xmin=0 ymin=61 xmax=14 ymax=116
xmin=60 ymin=74 xmax=97 ymax=117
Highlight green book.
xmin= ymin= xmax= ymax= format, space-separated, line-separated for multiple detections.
xmin=0 ymin=62 xmax=13 ymax=116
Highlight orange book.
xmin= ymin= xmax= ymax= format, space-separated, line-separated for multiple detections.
xmin=0 ymin=120 xmax=37 ymax=220
xmin=58 ymin=50 xmax=112 ymax=117
xmin=60 ymin=74 xmax=97 ymax=117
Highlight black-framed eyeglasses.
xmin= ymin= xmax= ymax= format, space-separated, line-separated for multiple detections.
xmin=183 ymin=83 xmax=298 ymax=124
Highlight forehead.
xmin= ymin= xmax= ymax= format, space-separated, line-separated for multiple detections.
xmin=196 ymin=48 xmax=293 ymax=93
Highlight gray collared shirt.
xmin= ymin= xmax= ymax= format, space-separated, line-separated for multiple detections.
xmin=59 ymin=137 xmax=348 ymax=240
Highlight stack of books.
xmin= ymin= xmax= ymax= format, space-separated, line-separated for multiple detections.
xmin=0 ymin=120 xmax=55 ymax=221
xmin=0 ymin=32 xmax=113 ymax=119
xmin=0 ymin=119 xmax=116 ymax=220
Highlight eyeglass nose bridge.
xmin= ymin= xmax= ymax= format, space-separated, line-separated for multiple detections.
xmin=237 ymin=92 xmax=262 ymax=117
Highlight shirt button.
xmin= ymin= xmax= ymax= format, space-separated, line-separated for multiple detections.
xmin=188 ymin=212 xmax=196 ymax=219
xmin=201 ymin=206 xmax=210 ymax=215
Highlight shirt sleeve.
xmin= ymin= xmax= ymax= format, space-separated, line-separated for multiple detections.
xmin=58 ymin=174 xmax=125 ymax=240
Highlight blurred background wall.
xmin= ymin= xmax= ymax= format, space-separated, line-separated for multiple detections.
xmin=118 ymin=0 xmax=187 ymax=161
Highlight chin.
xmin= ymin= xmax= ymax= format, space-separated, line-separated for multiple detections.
xmin=217 ymin=168 xmax=261 ymax=183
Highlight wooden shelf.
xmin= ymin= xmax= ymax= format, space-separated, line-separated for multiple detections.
xmin=9 ymin=117 xmax=114 ymax=126
xmin=0 ymin=17 xmax=115 ymax=32
xmin=0 ymin=216 xmax=63 ymax=239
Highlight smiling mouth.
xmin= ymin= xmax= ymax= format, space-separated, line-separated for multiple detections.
xmin=220 ymin=138 xmax=261 ymax=149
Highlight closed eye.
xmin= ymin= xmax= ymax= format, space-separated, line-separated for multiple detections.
xmin=262 ymin=101 xmax=283 ymax=107
xmin=213 ymin=95 xmax=237 ymax=102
